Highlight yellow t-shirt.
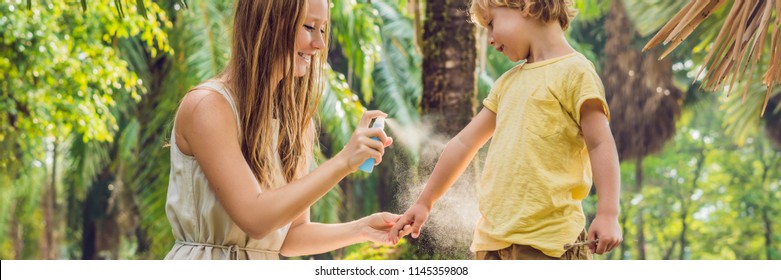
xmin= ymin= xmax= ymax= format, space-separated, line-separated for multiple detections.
xmin=473 ymin=52 xmax=609 ymax=257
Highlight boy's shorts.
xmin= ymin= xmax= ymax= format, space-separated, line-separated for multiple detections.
xmin=475 ymin=230 xmax=592 ymax=260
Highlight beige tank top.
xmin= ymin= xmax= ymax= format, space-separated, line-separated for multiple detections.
xmin=164 ymin=80 xmax=290 ymax=260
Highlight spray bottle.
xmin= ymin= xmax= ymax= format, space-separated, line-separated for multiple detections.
xmin=358 ymin=117 xmax=385 ymax=173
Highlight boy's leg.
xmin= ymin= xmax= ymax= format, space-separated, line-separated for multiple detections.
xmin=477 ymin=245 xmax=559 ymax=260
xmin=475 ymin=249 xmax=502 ymax=260
xmin=477 ymin=229 xmax=592 ymax=260
xmin=506 ymin=244 xmax=558 ymax=260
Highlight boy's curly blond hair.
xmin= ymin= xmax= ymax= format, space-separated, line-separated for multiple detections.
xmin=469 ymin=0 xmax=578 ymax=31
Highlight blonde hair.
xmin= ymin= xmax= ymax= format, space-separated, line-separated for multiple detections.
xmin=469 ymin=0 xmax=578 ymax=31
xmin=223 ymin=0 xmax=329 ymax=189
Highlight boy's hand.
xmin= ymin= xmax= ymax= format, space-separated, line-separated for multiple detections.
xmin=387 ymin=203 xmax=430 ymax=244
xmin=586 ymin=214 xmax=622 ymax=254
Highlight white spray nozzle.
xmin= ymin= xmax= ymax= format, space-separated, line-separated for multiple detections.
xmin=372 ymin=117 xmax=385 ymax=129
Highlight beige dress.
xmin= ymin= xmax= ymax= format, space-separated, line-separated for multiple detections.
xmin=165 ymin=80 xmax=290 ymax=260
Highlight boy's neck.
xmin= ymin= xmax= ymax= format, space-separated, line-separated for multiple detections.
xmin=525 ymin=24 xmax=575 ymax=64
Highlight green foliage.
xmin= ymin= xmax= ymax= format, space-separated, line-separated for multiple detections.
xmin=573 ymin=0 xmax=610 ymax=22
xmin=126 ymin=0 xmax=232 ymax=258
xmin=342 ymin=238 xmax=454 ymax=260
xmin=0 ymin=0 xmax=169 ymax=259
xmin=343 ymin=238 xmax=412 ymax=260
xmin=587 ymin=94 xmax=781 ymax=260
xmin=331 ymin=0 xmax=382 ymax=102
xmin=370 ymin=0 xmax=421 ymax=128
xmin=2 ymin=0 xmax=780 ymax=261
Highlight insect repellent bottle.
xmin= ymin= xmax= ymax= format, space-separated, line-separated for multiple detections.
xmin=358 ymin=117 xmax=385 ymax=173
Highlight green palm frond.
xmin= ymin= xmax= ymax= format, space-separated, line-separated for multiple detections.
xmin=310 ymin=149 xmax=344 ymax=224
xmin=573 ymin=0 xmax=610 ymax=22
xmin=125 ymin=0 xmax=233 ymax=258
xmin=331 ymin=0 xmax=383 ymax=102
xmin=181 ymin=0 xmax=232 ymax=82
xmin=723 ymin=83 xmax=781 ymax=146
xmin=623 ymin=0 xmax=689 ymax=37
xmin=64 ymin=133 xmax=111 ymax=196
xmin=319 ymin=66 xmax=366 ymax=155
xmin=370 ymin=0 xmax=421 ymax=128
xmin=316 ymin=65 xmax=369 ymax=225
xmin=0 ymin=153 xmax=48 ymax=259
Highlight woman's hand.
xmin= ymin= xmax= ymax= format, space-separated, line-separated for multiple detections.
xmin=335 ymin=110 xmax=393 ymax=173
xmin=358 ymin=212 xmax=408 ymax=246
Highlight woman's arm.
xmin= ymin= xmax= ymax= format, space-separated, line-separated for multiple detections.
xmin=279 ymin=210 xmax=398 ymax=257
xmin=177 ymin=90 xmax=391 ymax=240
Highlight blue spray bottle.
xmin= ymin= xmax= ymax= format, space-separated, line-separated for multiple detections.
xmin=358 ymin=117 xmax=385 ymax=173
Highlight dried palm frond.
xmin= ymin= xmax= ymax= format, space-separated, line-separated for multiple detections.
xmin=644 ymin=0 xmax=781 ymax=116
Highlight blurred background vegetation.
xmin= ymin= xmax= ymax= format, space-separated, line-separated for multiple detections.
xmin=0 ymin=0 xmax=779 ymax=260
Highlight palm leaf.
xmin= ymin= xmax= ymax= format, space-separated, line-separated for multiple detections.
xmin=371 ymin=0 xmax=421 ymax=129
xmin=331 ymin=0 xmax=383 ymax=102
xmin=181 ymin=0 xmax=232 ymax=83
xmin=319 ymin=66 xmax=366 ymax=155
xmin=723 ymin=82 xmax=781 ymax=145
xmin=644 ymin=0 xmax=781 ymax=115
xmin=125 ymin=0 xmax=233 ymax=258
xmin=310 ymin=149 xmax=344 ymax=224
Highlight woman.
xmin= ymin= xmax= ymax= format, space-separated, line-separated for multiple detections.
xmin=165 ymin=0 xmax=397 ymax=259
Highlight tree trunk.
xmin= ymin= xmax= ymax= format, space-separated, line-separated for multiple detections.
xmin=376 ymin=156 xmax=394 ymax=211
xmin=662 ymin=240 xmax=677 ymax=260
xmin=421 ymin=0 xmax=477 ymax=137
xmin=41 ymin=141 xmax=58 ymax=260
xmin=340 ymin=179 xmax=355 ymax=221
xmin=109 ymin=160 xmax=144 ymax=259
xmin=417 ymin=0 xmax=477 ymax=259
xmin=603 ymin=0 xmax=681 ymax=163
xmin=635 ymin=157 xmax=646 ymax=260
xmin=604 ymin=1 xmax=683 ymax=259
xmin=678 ymin=205 xmax=688 ymax=260
xmin=680 ymin=149 xmax=705 ymax=259
xmin=9 ymin=201 xmax=23 ymax=259
xmin=81 ymin=166 xmax=119 ymax=259
xmin=124 ymin=29 xmax=174 ymax=257
xmin=762 ymin=208 xmax=773 ymax=260
xmin=760 ymin=161 xmax=773 ymax=260
xmin=619 ymin=205 xmax=628 ymax=260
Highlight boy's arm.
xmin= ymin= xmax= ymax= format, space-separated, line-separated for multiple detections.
xmin=418 ymin=108 xmax=497 ymax=208
xmin=580 ymin=99 xmax=623 ymax=254
xmin=389 ymin=108 xmax=497 ymax=243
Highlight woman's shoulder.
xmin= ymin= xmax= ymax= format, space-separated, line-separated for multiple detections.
xmin=174 ymin=84 xmax=240 ymax=151
xmin=179 ymin=87 xmax=234 ymax=121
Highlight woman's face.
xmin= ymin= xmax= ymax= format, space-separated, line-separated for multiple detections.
xmin=293 ymin=0 xmax=328 ymax=77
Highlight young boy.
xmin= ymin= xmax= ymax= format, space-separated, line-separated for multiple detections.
xmin=389 ymin=0 xmax=622 ymax=260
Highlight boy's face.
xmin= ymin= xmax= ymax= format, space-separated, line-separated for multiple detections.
xmin=485 ymin=7 xmax=531 ymax=62
xmin=293 ymin=0 xmax=328 ymax=77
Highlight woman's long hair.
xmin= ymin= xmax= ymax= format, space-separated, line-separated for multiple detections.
xmin=224 ymin=0 xmax=329 ymax=189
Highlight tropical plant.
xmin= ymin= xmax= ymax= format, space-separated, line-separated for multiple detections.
xmin=643 ymin=0 xmax=781 ymax=116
